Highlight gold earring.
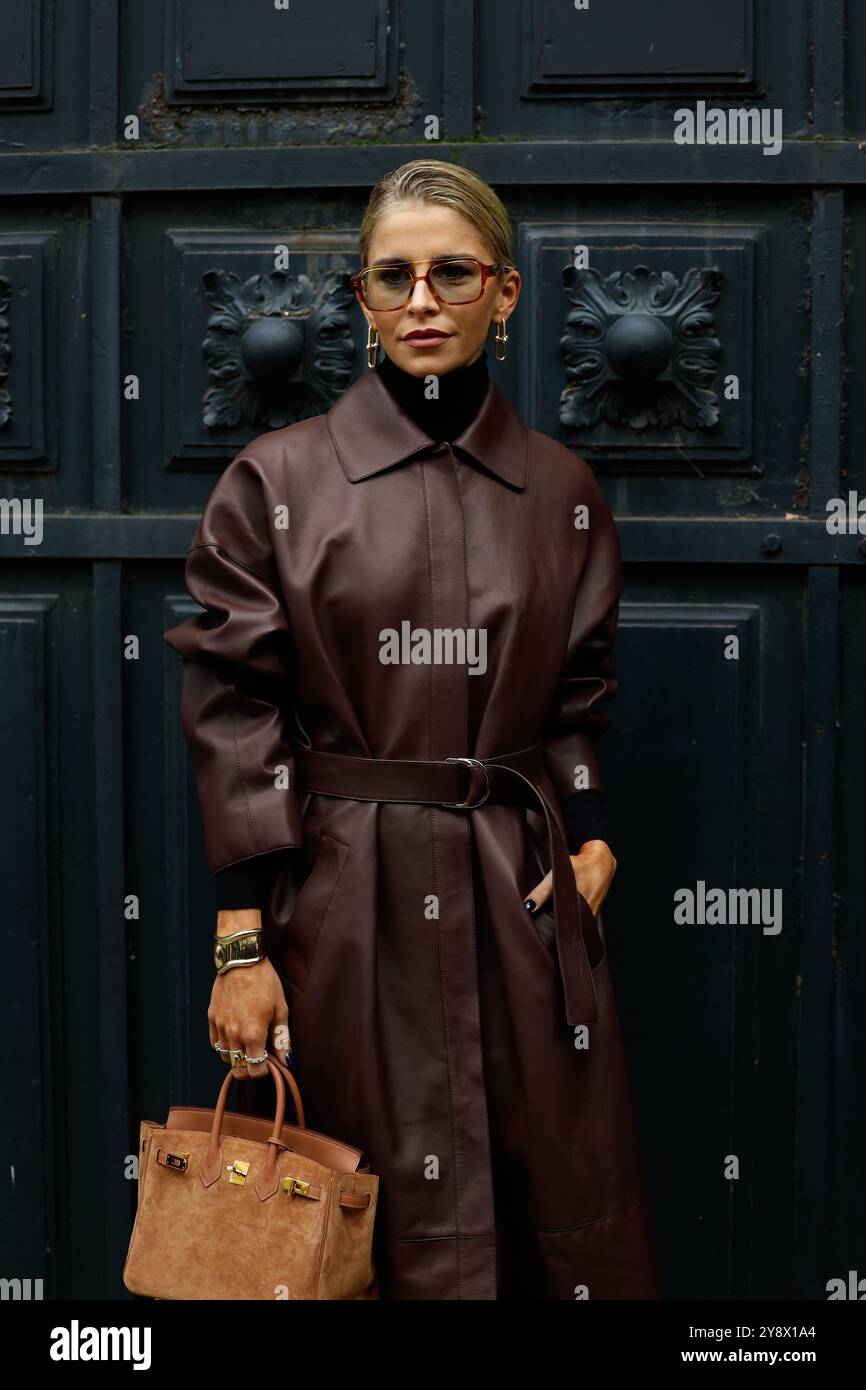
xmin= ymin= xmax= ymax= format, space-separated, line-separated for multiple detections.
xmin=494 ymin=319 xmax=509 ymax=362
xmin=366 ymin=322 xmax=381 ymax=369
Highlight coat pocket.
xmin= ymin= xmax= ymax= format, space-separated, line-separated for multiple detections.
xmin=522 ymin=829 xmax=557 ymax=956
xmin=523 ymin=829 xmax=607 ymax=977
xmin=526 ymin=884 xmax=607 ymax=978
xmin=284 ymin=833 xmax=350 ymax=998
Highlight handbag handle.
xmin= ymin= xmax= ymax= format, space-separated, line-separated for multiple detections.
xmin=265 ymin=1053 xmax=306 ymax=1129
xmin=202 ymin=1057 xmax=290 ymax=1199
xmin=232 ymin=1052 xmax=306 ymax=1128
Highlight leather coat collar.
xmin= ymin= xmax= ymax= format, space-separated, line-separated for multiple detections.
xmin=326 ymin=366 xmax=529 ymax=490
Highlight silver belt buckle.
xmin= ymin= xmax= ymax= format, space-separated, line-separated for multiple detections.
xmin=443 ymin=756 xmax=491 ymax=809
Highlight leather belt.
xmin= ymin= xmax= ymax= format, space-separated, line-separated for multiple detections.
xmin=291 ymin=740 xmax=599 ymax=1026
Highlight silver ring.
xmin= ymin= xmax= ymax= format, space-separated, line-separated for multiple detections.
xmin=214 ymin=1042 xmax=268 ymax=1066
xmin=443 ymin=756 xmax=490 ymax=809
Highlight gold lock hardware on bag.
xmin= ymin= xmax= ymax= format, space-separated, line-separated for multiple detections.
xmin=282 ymin=1175 xmax=312 ymax=1198
xmin=155 ymin=1149 xmax=190 ymax=1172
xmin=226 ymin=1158 xmax=250 ymax=1185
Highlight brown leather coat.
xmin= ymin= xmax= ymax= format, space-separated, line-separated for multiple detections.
xmin=163 ymin=366 xmax=661 ymax=1300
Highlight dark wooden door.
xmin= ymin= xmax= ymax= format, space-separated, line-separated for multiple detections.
xmin=0 ymin=0 xmax=862 ymax=1300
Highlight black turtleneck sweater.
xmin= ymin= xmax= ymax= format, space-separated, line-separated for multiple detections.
xmin=376 ymin=344 xmax=492 ymax=444
xmin=213 ymin=349 xmax=609 ymax=910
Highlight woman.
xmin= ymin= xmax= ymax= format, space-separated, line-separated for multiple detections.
xmin=164 ymin=159 xmax=661 ymax=1301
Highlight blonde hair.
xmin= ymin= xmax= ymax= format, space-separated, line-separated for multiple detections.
xmin=358 ymin=159 xmax=515 ymax=273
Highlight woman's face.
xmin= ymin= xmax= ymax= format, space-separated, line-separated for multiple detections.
xmin=357 ymin=202 xmax=520 ymax=376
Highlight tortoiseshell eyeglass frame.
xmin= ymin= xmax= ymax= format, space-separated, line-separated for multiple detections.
xmin=351 ymin=256 xmax=506 ymax=310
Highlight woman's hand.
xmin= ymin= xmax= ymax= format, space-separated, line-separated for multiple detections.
xmin=524 ymin=839 xmax=617 ymax=919
xmin=207 ymin=909 xmax=291 ymax=1080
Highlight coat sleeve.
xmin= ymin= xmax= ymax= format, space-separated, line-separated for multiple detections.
xmin=163 ymin=449 xmax=305 ymax=874
xmin=539 ymin=467 xmax=623 ymax=803
xmin=213 ymin=848 xmax=291 ymax=910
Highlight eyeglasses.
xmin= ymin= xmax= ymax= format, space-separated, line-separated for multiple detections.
xmin=351 ymin=256 xmax=505 ymax=311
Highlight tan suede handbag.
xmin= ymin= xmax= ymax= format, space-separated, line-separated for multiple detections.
xmin=123 ymin=1055 xmax=380 ymax=1300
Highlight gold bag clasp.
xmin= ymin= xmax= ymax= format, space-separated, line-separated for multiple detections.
xmin=282 ymin=1175 xmax=311 ymax=1198
xmin=226 ymin=1158 xmax=250 ymax=1185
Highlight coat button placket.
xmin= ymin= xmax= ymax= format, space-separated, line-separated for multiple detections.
xmin=419 ymin=442 xmax=498 ymax=1299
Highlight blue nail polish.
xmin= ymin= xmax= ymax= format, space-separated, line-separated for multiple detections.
xmin=524 ymin=898 xmax=536 ymax=911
